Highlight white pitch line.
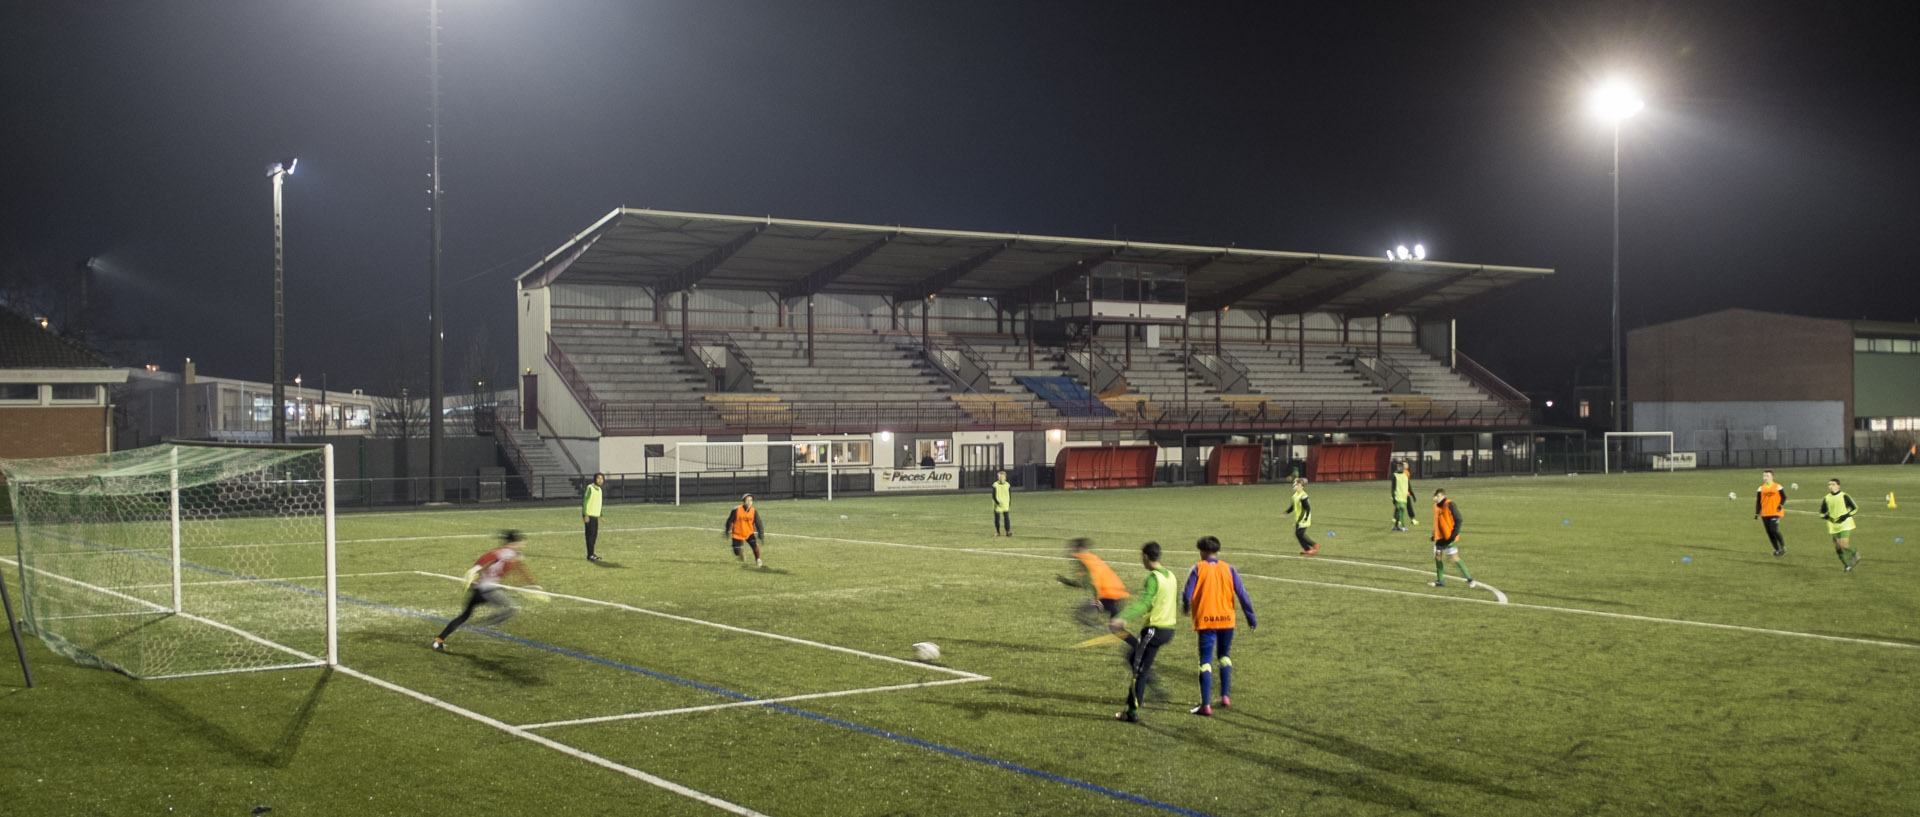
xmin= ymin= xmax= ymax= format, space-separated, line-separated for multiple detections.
xmin=1230 ymin=551 xmax=1508 ymax=604
xmin=520 ymin=677 xmax=990 ymax=731
xmin=336 ymin=525 xmax=698 ymax=546
xmin=412 ymin=570 xmax=987 ymax=681
xmin=335 ymin=665 xmax=771 ymax=817
xmin=115 ymin=570 xmax=416 ymax=591
xmin=760 ymin=530 xmax=1920 ymax=652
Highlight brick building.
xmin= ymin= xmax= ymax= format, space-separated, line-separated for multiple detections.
xmin=0 ymin=308 xmax=128 ymax=467
xmin=1627 ymin=308 xmax=1920 ymax=464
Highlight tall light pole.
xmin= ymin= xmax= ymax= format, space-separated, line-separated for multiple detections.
xmin=1591 ymin=81 xmax=1641 ymax=433
xmin=269 ymin=157 xmax=297 ymax=443
xmin=427 ymin=0 xmax=446 ymax=499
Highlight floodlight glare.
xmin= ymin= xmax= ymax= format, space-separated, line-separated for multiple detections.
xmin=1413 ymin=244 xmax=1426 ymax=260
xmin=1394 ymin=245 xmax=1410 ymax=261
xmin=1590 ymin=81 xmax=1643 ymax=121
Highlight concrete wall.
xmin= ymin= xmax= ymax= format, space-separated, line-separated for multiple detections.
xmin=1631 ymin=400 xmax=1846 ymax=452
xmin=1628 ymin=309 xmax=1852 ymax=404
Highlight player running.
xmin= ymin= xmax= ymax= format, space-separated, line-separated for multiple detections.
xmin=725 ymin=493 xmax=767 ymax=567
xmin=1059 ymin=538 xmax=1137 ymax=672
xmin=1755 ymin=470 xmax=1787 ymax=557
xmin=1111 ymin=542 xmax=1177 ymax=724
xmin=1286 ymin=478 xmax=1319 ymax=555
xmin=1182 ymin=535 xmax=1256 ymax=716
xmin=1429 ymin=488 xmax=1476 ymax=588
xmin=1820 ymin=478 xmax=1861 ymax=572
xmin=431 ymin=530 xmax=538 ymax=651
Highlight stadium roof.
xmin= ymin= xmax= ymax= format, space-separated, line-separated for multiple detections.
xmin=518 ymin=209 xmax=1553 ymax=318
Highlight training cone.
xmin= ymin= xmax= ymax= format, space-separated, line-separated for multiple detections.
xmin=1888 ymin=492 xmax=1898 ymax=509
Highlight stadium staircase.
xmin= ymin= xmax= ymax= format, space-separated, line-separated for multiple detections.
xmin=548 ymin=324 xmax=712 ymax=403
xmin=499 ymin=427 xmax=575 ymax=499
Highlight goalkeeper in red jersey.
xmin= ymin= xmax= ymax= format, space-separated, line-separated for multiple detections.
xmin=431 ymin=530 xmax=538 ymax=651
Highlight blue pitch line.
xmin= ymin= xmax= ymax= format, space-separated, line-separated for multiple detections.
xmin=44 ymin=532 xmax=1220 ymax=817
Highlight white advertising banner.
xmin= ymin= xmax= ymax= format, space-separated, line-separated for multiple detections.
xmin=874 ymin=467 xmax=960 ymax=492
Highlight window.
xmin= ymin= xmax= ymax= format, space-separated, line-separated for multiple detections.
xmin=1578 ymin=400 xmax=1591 ymax=419
xmin=795 ymin=441 xmax=871 ymax=467
xmin=1855 ymin=338 xmax=1870 ymax=352
xmin=1895 ymin=418 xmax=1914 ymax=432
xmin=0 ymin=384 xmax=39 ymax=401
xmin=50 ymin=383 xmax=96 ymax=401
xmin=1871 ymin=338 xmax=1893 ymax=353
xmin=1869 ymin=418 xmax=1889 ymax=431
xmin=915 ymin=439 xmax=951 ymax=465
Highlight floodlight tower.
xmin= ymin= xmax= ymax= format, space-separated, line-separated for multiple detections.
xmin=1592 ymin=79 xmax=1642 ymax=432
xmin=269 ymin=157 xmax=297 ymax=443
xmin=427 ymin=0 xmax=446 ymax=499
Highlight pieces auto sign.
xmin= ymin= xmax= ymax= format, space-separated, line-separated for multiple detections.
xmin=874 ymin=467 xmax=959 ymax=492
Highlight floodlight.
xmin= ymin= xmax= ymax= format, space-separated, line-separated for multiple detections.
xmin=1590 ymin=81 xmax=1643 ymax=121
xmin=1413 ymin=244 xmax=1426 ymax=260
xmin=1394 ymin=245 xmax=1410 ymax=261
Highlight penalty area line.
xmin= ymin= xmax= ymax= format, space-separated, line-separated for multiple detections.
xmin=334 ymin=665 xmax=771 ymax=817
xmin=518 ymin=677 xmax=989 ymax=730
xmin=413 ymin=571 xmax=986 ymax=681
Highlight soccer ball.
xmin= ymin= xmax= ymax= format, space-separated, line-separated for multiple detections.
xmin=1728 ymin=492 xmax=1737 ymax=500
xmin=1791 ymin=483 xmax=1799 ymax=490
xmin=912 ymin=641 xmax=941 ymax=662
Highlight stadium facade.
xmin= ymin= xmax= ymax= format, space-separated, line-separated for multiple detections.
xmin=511 ymin=209 xmax=1556 ymax=494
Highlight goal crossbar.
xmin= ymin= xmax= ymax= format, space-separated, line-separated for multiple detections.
xmin=669 ymin=440 xmax=850 ymax=506
xmin=1603 ymin=431 xmax=1676 ymax=474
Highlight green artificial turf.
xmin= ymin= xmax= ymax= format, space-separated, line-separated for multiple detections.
xmin=3 ymin=466 xmax=1916 ymax=816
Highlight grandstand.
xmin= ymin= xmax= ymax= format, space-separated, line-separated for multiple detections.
xmin=513 ymin=209 xmax=1550 ymax=486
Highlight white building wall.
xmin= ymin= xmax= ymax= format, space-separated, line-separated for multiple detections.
xmin=1632 ymin=401 xmax=1845 ymax=452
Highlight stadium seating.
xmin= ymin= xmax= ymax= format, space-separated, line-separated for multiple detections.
xmin=548 ymin=324 xmax=712 ymax=403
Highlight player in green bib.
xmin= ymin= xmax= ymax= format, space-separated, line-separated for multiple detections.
xmin=991 ymin=470 xmax=1012 ymax=537
xmin=1389 ymin=461 xmax=1416 ymax=532
xmin=1820 ymin=478 xmax=1861 ymax=572
xmin=1111 ymin=541 xmax=1177 ymax=723
xmin=582 ymin=472 xmax=605 ymax=562
xmin=1287 ymin=477 xmax=1319 ymax=555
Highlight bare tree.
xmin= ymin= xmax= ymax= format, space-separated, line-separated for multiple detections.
xmin=375 ymin=329 xmax=429 ymax=439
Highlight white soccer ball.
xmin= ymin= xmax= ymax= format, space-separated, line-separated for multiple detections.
xmin=1728 ymin=492 xmax=1737 ymax=500
xmin=1791 ymin=483 xmax=1798 ymax=490
xmin=912 ymin=641 xmax=941 ymax=661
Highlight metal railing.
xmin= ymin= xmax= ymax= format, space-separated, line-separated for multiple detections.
xmin=577 ymin=396 xmax=1525 ymax=435
xmin=495 ymin=415 xmax=534 ymax=475
xmin=546 ymin=333 xmax=605 ymax=430
xmin=1186 ymin=346 xmax=1253 ymax=393
xmin=1349 ymin=349 xmax=1412 ymax=394
xmin=688 ymin=330 xmax=759 ymax=392
xmin=1453 ymin=351 xmax=1530 ymax=414
xmin=920 ymin=335 xmax=994 ymax=394
xmin=1063 ymin=338 xmax=1128 ymax=396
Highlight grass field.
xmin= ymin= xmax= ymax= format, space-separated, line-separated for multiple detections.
xmin=4 ymin=466 xmax=1918 ymax=816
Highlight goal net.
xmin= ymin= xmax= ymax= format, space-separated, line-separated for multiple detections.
xmin=0 ymin=442 xmax=336 ymax=680
xmin=1602 ymin=431 xmax=1679 ymax=474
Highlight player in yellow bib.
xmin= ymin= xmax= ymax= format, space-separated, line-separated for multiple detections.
xmin=1110 ymin=542 xmax=1177 ymax=723
xmin=1389 ymin=461 xmax=1416 ymax=532
xmin=991 ymin=470 xmax=1012 ymax=536
xmin=1286 ymin=477 xmax=1319 ymax=555
xmin=1820 ymin=478 xmax=1860 ymax=572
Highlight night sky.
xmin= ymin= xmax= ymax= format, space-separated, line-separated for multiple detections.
xmin=5 ymin=1 xmax=1918 ymax=397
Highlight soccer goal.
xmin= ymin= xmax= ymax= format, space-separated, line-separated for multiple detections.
xmin=1602 ymin=431 xmax=1678 ymax=474
xmin=0 ymin=442 xmax=336 ymax=680
xmin=668 ymin=440 xmax=851 ymax=505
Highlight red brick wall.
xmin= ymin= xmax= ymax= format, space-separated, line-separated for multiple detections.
xmin=0 ymin=406 xmax=111 ymax=463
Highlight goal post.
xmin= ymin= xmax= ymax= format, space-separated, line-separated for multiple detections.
xmin=0 ymin=441 xmax=337 ymax=680
xmin=669 ymin=440 xmax=851 ymax=506
xmin=1602 ymin=431 xmax=1677 ymax=474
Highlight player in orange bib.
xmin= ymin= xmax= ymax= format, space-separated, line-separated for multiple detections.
xmin=725 ymin=493 xmax=766 ymax=567
xmin=1755 ymin=470 xmax=1788 ymax=557
xmin=1180 ymin=535 xmax=1256 ymax=715
xmin=1059 ymin=537 xmax=1139 ymax=674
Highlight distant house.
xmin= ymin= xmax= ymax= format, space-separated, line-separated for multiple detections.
xmin=0 ymin=307 xmax=129 ymax=465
